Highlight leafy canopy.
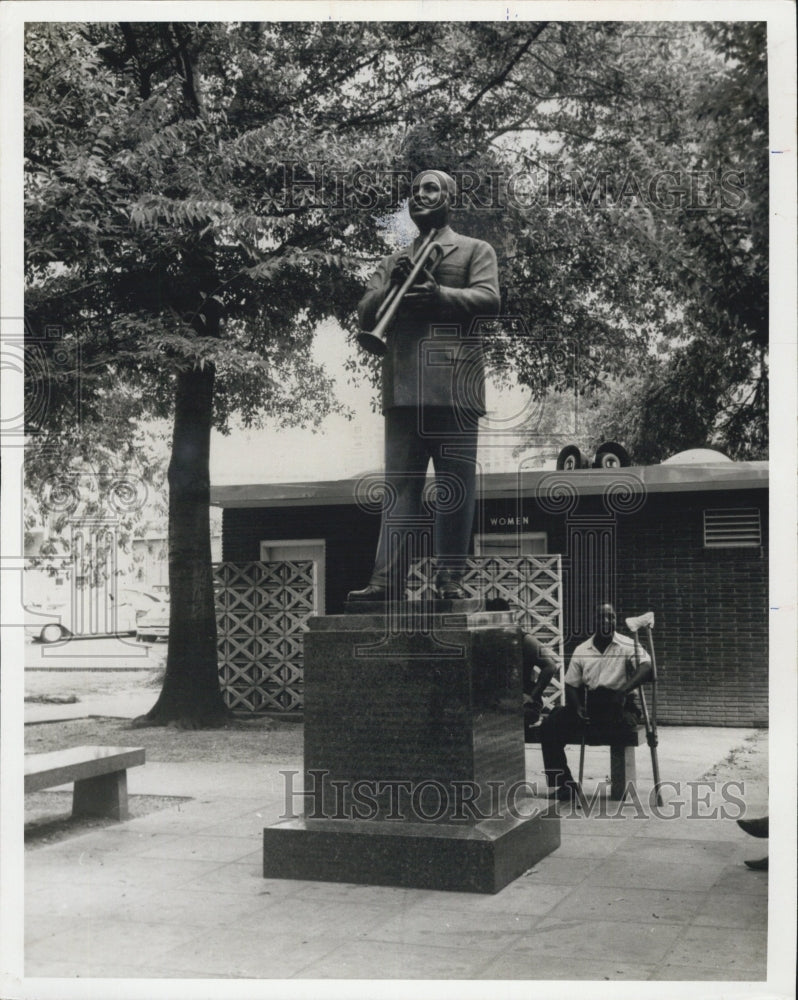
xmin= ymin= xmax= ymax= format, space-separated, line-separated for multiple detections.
xmin=25 ymin=20 xmax=767 ymax=463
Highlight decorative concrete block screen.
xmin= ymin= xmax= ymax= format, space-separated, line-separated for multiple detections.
xmin=214 ymin=555 xmax=564 ymax=715
xmin=214 ymin=561 xmax=315 ymax=714
xmin=406 ymin=555 xmax=566 ymax=711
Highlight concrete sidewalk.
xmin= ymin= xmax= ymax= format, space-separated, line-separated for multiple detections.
xmin=24 ymin=690 xmax=156 ymax=725
xmin=23 ymin=724 xmax=770 ymax=983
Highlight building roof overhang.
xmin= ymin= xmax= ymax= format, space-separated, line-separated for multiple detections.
xmin=211 ymin=462 xmax=768 ymax=509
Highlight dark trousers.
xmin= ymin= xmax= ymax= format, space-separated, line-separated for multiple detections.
xmin=369 ymin=407 xmax=478 ymax=595
xmin=540 ymin=690 xmax=638 ymax=788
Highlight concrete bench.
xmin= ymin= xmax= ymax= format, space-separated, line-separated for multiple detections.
xmin=525 ymin=724 xmax=644 ymax=800
xmin=24 ymin=745 xmax=146 ymax=821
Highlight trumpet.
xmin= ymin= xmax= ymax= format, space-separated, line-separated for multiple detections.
xmin=357 ymin=228 xmax=445 ymax=357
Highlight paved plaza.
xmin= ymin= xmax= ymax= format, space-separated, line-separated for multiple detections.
xmin=18 ymin=700 xmax=775 ymax=986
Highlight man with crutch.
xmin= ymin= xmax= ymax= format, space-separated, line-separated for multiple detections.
xmin=538 ymin=603 xmax=651 ymax=802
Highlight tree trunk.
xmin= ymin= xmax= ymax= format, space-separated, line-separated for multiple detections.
xmin=137 ymin=363 xmax=229 ymax=728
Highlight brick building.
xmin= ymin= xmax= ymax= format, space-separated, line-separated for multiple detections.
xmin=212 ymin=459 xmax=768 ymax=727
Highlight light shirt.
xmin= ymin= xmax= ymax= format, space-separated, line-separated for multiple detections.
xmin=564 ymin=632 xmax=650 ymax=691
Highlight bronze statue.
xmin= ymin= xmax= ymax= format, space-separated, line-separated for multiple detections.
xmin=348 ymin=169 xmax=500 ymax=603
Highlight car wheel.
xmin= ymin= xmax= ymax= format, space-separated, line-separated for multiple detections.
xmin=556 ymin=445 xmax=589 ymax=471
xmin=40 ymin=623 xmax=69 ymax=643
xmin=592 ymin=441 xmax=631 ymax=468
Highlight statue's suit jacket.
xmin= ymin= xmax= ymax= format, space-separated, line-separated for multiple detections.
xmin=358 ymin=226 xmax=501 ymax=415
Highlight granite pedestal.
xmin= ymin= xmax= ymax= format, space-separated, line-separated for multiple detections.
xmin=263 ymin=602 xmax=560 ymax=893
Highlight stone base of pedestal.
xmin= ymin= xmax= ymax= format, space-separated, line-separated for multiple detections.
xmin=263 ymin=807 xmax=560 ymax=894
xmin=263 ymin=609 xmax=561 ymax=894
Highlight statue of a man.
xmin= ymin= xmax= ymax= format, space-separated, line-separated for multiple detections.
xmin=348 ymin=169 xmax=501 ymax=603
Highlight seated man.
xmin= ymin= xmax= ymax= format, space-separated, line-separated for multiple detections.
xmin=540 ymin=602 xmax=652 ymax=801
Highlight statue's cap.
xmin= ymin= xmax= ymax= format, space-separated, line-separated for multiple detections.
xmin=412 ymin=169 xmax=456 ymax=200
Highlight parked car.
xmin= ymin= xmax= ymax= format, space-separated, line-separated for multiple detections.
xmin=25 ymin=587 xmax=166 ymax=643
xmin=556 ymin=441 xmax=632 ymax=470
xmin=135 ymin=594 xmax=170 ymax=643
xmin=24 ymin=601 xmax=71 ymax=644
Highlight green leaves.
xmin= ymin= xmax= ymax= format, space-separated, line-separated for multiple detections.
xmin=491 ymin=22 xmax=767 ymax=460
xmin=128 ymin=195 xmax=235 ymax=230
xmin=24 ymin=20 xmax=767 ymax=463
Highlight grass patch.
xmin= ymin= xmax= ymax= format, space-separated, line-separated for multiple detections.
xmin=25 ymin=713 xmax=304 ymax=764
xmin=24 ymin=694 xmax=80 ymax=705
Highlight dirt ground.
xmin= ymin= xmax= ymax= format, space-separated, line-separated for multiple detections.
xmin=24 ymin=790 xmax=189 ymax=848
xmin=24 ymin=712 xmax=305 ymax=763
xmin=24 ymin=669 xmax=160 ymax=702
xmin=25 ymin=639 xmax=303 ymax=764
xmin=698 ymin=728 xmax=769 ymax=796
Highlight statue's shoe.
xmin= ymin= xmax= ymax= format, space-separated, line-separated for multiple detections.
xmin=346 ymin=585 xmax=388 ymax=602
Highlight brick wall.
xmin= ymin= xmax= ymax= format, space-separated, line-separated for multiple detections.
xmin=612 ymin=491 xmax=768 ymax=728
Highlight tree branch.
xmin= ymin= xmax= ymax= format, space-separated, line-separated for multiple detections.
xmin=119 ymin=22 xmax=151 ymax=99
xmin=157 ymin=22 xmax=202 ymax=116
xmin=462 ymin=24 xmax=549 ymax=114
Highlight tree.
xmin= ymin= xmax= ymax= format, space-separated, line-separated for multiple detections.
xmin=24 ymin=20 xmax=558 ymax=725
xmin=489 ymin=21 xmax=767 ymax=460
xmin=24 ymin=22 xmax=391 ymax=725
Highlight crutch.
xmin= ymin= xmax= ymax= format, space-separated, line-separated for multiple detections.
xmin=625 ymin=611 xmax=663 ymax=807
xmin=578 ymin=687 xmax=588 ymax=788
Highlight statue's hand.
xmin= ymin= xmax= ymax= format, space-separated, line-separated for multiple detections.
xmin=402 ymin=277 xmax=440 ymax=311
xmin=389 ymin=255 xmax=414 ymax=286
